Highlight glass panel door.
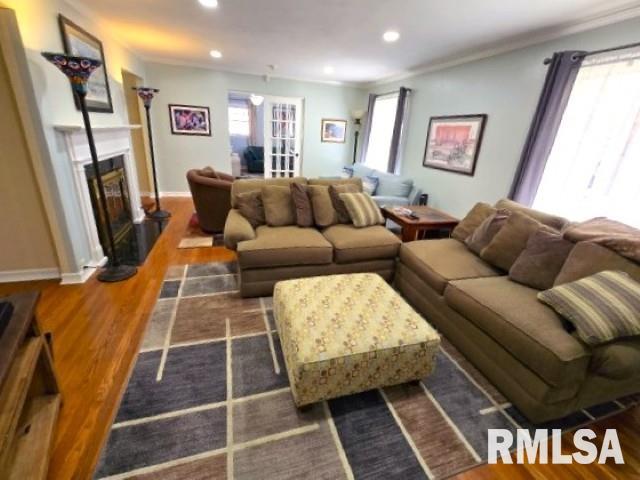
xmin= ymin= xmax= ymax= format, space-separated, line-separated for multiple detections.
xmin=263 ymin=96 xmax=303 ymax=178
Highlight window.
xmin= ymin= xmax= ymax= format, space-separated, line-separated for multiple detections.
xmin=363 ymin=93 xmax=399 ymax=171
xmin=533 ymin=48 xmax=640 ymax=228
xmin=228 ymin=105 xmax=250 ymax=136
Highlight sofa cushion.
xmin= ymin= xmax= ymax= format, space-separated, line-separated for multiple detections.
xmin=352 ymin=163 xmax=375 ymax=178
xmin=374 ymin=171 xmax=413 ymax=198
xmin=444 ymin=276 xmax=590 ymax=387
xmin=308 ymin=178 xmax=363 ymax=190
xmin=509 ymin=229 xmax=574 ymax=290
xmin=481 ymin=211 xmax=551 ymax=271
xmin=290 ymin=183 xmax=314 ymax=228
xmin=340 ymin=192 xmax=385 ymax=228
xmin=399 ymin=239 xmax=501 ymax=295
xmin=591 ymin=337 xmax=640 ymax=379
xmin=538 ymin=271 xmax=640 ymax=346
xmin=235 ymin=191 xmax=265 ymax=228
xmin=555 ymin=241 xmax=640 ymax=285
xmin=494 ymin=198 xmax=568 ymax=231
xmin=261 ymin=186 xmax=296 ymax=226
xmin=452 ymin=202 xmax=496 ymax=242
xmin=237 ymin=226 xmax=333 ymax=268
xmin=308 ymin=185 xmax=339 ymax=227
xmin=231 ymin=177 xmax=307 ymax=208
xmin=329 ymin=184 xmax=358 ymax=223
xmin=322 ymin=224 xmax=400 ymax=263
xmin=465 ymin=210 xmax=510 ymax=255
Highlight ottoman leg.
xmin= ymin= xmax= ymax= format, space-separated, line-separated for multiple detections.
xmin=297 ymin=404 xmax=313 ymax=413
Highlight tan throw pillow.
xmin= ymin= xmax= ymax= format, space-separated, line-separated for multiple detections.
xmin=290 ymin=183 xmax=314 ymax=228
xmin=329 ymin=184 xmax=358 ymax=224
xmin=308 ymin=185 xmax=339 ymax=227
xmin=339 ymin=192 xmax=384 ymax=228
xmin=451 ymin=202 xmax=496 ymax=241
xmin=261 ymin=186 xmax=295 ymax=226
xmin=509 ymin=229 xmax=574 ymax=290
xmin=538 ymin=271 xmax=640 ymax=346
xmin=481 ymin=211 xmax=553 ymax=271
xmin=235 ymin=191 xmax=265 ymax=228
xmin=465 ymin=210 xmax=510 ymax=255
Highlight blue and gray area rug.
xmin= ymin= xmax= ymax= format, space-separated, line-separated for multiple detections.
xmin=95 ymin=262 xmax=639 ymax=479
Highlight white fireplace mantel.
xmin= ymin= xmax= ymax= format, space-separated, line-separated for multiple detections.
xmin=54 ymin=124 xmax=145 ymax=271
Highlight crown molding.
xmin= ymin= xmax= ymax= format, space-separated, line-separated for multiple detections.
xmin=366 ymin=2 xmax=640 ymax=88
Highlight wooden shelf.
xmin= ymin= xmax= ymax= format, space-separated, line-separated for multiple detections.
xmin=7 ymin=394 xmax=61 ymax=480
xmin=0 ymin=337 xmax=42 ymax=456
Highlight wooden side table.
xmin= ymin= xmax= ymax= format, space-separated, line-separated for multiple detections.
xmin=382 ymin=205 xmax=459 ymax=242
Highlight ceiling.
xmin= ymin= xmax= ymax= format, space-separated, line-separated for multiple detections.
xmin=73 ymin=0 xmax=640 ymax=85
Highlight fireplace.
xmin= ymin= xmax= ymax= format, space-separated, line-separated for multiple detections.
xmin=84 ymin=155 xmax=134 ymax=260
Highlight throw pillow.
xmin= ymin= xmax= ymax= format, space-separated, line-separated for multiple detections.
xmin=235 ymin=191 xmax=265 ymax=228
xmin=200 ymin=166 xmax=218 ymax=178
xmin=374 ymin=172 xmax=413 ymax=198
xmin=308 ymin=185 xmax=339 ymax=227
xmin=261 ymin=186 xmax=296 ymax=227
xmin=362 ymin=176 xmax=379 ymax=195
xmin=481 ymin=211 xmax=552 ymax=271
xmin=451 ymin=202 xmax=496 ymax=241
xmin=329 ymin=184 xmax=358 ymax=223
xmin=290 ymin=183 xmax=314 ymax=227
xmin=341 ymin=166 xmax=354 ymax=178
xmin=339 ymin=192 xmax=385 ymax=228
xmin=509 ymin=229 xmax=574 ymax=290
xmin=465 ymin=210 xmax=510 ymax=255
xmin=538 ymin=271 xmax=640 ymax=346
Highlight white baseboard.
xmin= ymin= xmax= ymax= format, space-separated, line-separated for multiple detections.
xmin=60 ymin=267 xmax=96 ymax=285
xmin=159 ymin=191 xmax=192 ymax=198
xmin=0 ymin=268 xmax=61 ymax=283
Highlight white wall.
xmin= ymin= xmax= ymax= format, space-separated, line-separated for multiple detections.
xmin=374 ymin=16 xmax=640 ymax=218
xmin=4 ymin=0 xmax=146 ymax=273
xmin=145 ymin=63 xmax=368 ymax=193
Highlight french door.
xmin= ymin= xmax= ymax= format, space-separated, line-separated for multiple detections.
xmin=263 ymin=96 xmax=303 ymax=178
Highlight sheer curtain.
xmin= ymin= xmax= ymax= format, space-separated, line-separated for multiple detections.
xmin=532 ymin=48 xmax=640 ymax=228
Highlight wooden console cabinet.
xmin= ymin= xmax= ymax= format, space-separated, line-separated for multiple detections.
xmin=0 ymin=292 xmax=61 ymax=479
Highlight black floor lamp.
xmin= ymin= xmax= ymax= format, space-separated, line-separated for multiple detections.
xmin=133 ymin=87 xmax=170 ymax=220
xmin=42 ymin=52 xmax=137 ymax=283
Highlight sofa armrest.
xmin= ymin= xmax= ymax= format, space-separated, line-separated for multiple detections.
xmin=224 ymin=209 xmax=256 ymax=250
xmin=408 ymin=186 xmax=422 ymax=205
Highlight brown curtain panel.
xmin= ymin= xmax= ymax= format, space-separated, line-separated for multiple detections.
xmin=387 ymin=86 xmax=410 ymax=173
xmin=357 ymin=93 xmax=377 ymax=164
xmin=509 ymin=51 xmax=585 ymax=205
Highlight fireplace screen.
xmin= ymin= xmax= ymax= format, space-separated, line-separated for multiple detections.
xmin=85 ymin=155 xmax=134 ymax=258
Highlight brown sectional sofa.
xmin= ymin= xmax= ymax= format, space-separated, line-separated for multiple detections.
xmin=396 ymin=199 xmax=640 ymax=423
xmin=224 ymin=177 xmax=401 ymax=297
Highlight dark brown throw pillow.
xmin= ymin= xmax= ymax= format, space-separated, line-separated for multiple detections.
xmin=451 ymin=202 xmax=496 ymax=241
xmin=235 ymin=190 xmax=265 ymax=228
xmin=509 ymin=229 xmax=574 ymax=290
xmin=329 ymin=184 xmax=358 ymax=224
xmin=290 ymin=183 xmax=314 ymax=227
xmin=465 ymin=209 xmax=510 ymax=255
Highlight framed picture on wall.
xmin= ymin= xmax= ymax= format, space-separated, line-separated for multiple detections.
xmin=58 ymin=15 xmax=114 ymax=113
xmin=422 ymin=114 xmax=487 ymax=176
xmin=321 ymin=119 xmax=347 ymax=143
xmin=169 ymin=104 xmax=211 ymax=136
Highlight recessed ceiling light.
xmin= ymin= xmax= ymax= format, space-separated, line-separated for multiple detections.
xmin=383 ymin=30 xmax=400 ymax=43
xmin=324 ymin=65 xmax=335 ymax=75
xmin=199 ymin=0 xmax=218 ymax=8
xmin=210 ymin=50 xmax=222 ymax=59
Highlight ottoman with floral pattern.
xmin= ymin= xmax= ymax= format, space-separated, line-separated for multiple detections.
xmin=273 ymin=273 xmax=441 ymax=406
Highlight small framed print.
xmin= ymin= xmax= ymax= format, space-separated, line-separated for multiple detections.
xmin=423 ymin=114 xmax=487 ymax=176
xmin=321 ymin=119 xmax=347 ymax=143
xmin=169 ymin=104 xmax=211 ymax=136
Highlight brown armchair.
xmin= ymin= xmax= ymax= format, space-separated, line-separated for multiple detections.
xmin=186 ymin=168 xmax=234 ymax=233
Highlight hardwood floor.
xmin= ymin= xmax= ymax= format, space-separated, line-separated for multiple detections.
xmin=0 ymin=196 xmax=638 ymax=479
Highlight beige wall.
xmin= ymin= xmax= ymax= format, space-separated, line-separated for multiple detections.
xmin=0 ymin=38 xmax=59 ymax=274
xmin=123 ymin=69 xmax=152 ymax=193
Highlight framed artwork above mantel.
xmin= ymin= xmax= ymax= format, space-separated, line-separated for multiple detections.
xmin=58 ymin=15 xmax=114 ymax=113
xmin=422 ymin=114 xmax=487 ymax=176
